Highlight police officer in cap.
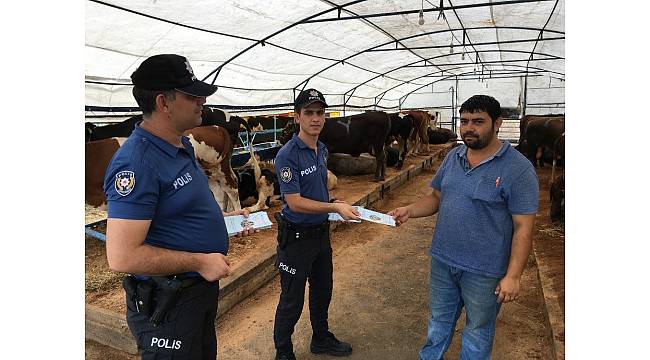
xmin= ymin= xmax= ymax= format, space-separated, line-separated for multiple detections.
xmin=273 ymin=88 xmax=360 ymax=360
xmin=104 ymin=53 xmax=254 ymax=359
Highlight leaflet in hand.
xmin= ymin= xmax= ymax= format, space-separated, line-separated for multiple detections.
xmin=356 ymin=207 xmax=396 ymax=227
xmin=328 ymin=207 xmax=362 ymax=223
xmin=328 ymin=206 xmax=395 ymax=227
xmin=224 ymin=211 xmax=273 ymax=236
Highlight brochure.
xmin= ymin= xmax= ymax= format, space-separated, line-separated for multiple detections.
xmin=328 ymin=206 xmax=395 ymax=227
xmin=357 ymin=207 xmax=396 ymax=227
xmin=328 ymin=207 xmax=362 ymax=223
xmin=224 ymin=211 xmax=273 ymax=236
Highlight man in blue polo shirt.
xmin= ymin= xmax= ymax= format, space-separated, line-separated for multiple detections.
xmin=103 ymin=54 xmax=253 ymax=359
xmin=389 ymin=95 xmax=538 ymax=360
xmin=272 ymin=88 xmax=360 ymax=360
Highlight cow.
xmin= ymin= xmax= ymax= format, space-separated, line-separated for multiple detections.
xmin=549 ymin=173 xmax=565 ymax=223
xmin=247 ymin=115 xmax=293 ymax=131
xmin=387 ymin=113 xmax=414 ymax=169
xmin=236 ymin=147 xmax=281 ymax=212
xmin=85 ymin=122 xmax=94 ymax=143
xmin=86 ymin=115 xmax=142 ymax=143
xmin=428 ymin=111 xmax=440 ymax=130
xmin=320 ymin=112 xmax=391 ymax=181
xmin=427 ymin=127 xmax=457 ymax=144
xmin=85 ymin=137 xmax=127 ymax=207
xmin=280 ymin=111 xmax=391 ymax=181
xmin=237 ymin=148 xmax=337 ymax=212
xmin=385 ymin=146 xmax=399 ymax=167
xmin=405 ymin=110 xmax=431 ymax=155
xmin=551 ymin=132 xmax=565 ymax=183
xmin=184 ymin=125 xmax=241 ymax=212
xmin=200 ymin=106 xmax=250 ymax=147
xmin=85 ymin=107 xmax=251 ymax=146
xmin=518 ymin=116 xmax=565 ymax=168
xmin=327 ymin=153 xmax=377 ymax=176
xmin=85 ymin=126 xmax=239 ymax=213
xmin=244 ymin=115 xmax=293 ymax=144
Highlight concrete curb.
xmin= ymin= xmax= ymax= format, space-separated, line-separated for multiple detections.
xmin=532 ymin=246 xmax=565 ymax=360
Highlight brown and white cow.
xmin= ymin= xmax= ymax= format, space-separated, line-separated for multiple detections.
xmin=85 ymin=137 xmax=128 ymax=207
xmin=184 ymin=125 xmax=241 ymax=212
xmin=239 ymin=146 xmax=337 ymax=212
xmin=405 ymin=110 xmax=431 ymax=155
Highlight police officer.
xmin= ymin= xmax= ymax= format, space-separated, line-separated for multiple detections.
xmin=104 ymin=53 xmax=253 ymax=359
xmin=273 ymin=88 xmax=360 ymax=360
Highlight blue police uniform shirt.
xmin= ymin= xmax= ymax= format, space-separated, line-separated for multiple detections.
xmin=275 ymin=133 xmax=329 ymax=225
xmin=429 ymin=141 xmax=539 ymax=278
xmin=103 ymin=123 xmax=229 ymax=260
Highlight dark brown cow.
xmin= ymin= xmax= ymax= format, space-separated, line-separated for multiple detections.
xmin=279 ymin=112 xmax=391 ymax=181
xmin=405 ymin=110 xmax=431 ymax=155
xmin=387 ymin=113 xmax=414 ymax=169
xmin=551 ymin=132 xmax=565 ymax=182
xmin=86 ymin=115 xmax=141 ymax=143
xmin=85 ymin=137 xmax=125 ymax=206
xmin=550 ymin=173 xmax=565 ymax=222
xmin=319 ymin=112 xmax=391 ymax=181
xmin=427 ymin=127 xmax=457 ymax=144
xmin=243 ymin=115 xmax=293 ymax=144
xmin=184 ymin=125 xmax=241 ymax=212
xmin=518 ymin=116 xmax=565 ymax=168
xmin=201 ymin=106 xmax=250 ymax=147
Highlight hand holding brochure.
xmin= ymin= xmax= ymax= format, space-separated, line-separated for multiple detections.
xmin=224 ymin=211 xmax=273 ymax=236
xmin=328 ymin=207 xmax=362 ymax=223
xmin=356 ymin=207 xmax=396 ymax=227
xmin=328 ymin=206 xmax=395 ymax=227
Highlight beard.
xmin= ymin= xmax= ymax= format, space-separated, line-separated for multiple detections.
xmin=461 ymin=128 xmax=495 ymax=149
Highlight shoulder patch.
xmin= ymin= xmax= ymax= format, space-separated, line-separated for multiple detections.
xmin=115 ymin=170 xmax=135 ymax=196
xmin=280 ymin=167 xmax=292 ymax=183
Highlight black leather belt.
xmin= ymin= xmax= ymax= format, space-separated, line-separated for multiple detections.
xmin=152 ymin=274 xmax=204 ymax=288
xmin=285 ymin=220 xmax=329 ymax=241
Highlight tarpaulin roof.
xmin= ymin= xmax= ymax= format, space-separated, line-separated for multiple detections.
xmin=85 ymin=0 xmax=564 ymax=116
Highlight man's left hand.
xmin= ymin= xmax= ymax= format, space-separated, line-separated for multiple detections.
xmin=495 ymin=275 xmax=521 ymax=303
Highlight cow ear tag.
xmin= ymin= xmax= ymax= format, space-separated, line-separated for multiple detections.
xmin=115 ymin=171 xmax=136 ymax=196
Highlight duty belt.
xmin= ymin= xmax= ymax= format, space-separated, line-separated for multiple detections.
xmin=151 ymin=274 xmax=204 ymax=289
xmin=285 ymin=219 xmax=329 ymax=240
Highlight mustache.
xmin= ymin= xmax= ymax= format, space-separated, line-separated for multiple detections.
xmin=462 ymin=132 xmax=479 ymax=138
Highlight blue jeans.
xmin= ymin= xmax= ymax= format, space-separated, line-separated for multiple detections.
xmin=419 ymin=257 xmax=501 ymax=360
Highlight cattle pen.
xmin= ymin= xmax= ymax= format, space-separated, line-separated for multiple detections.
xmin=82 ymin=1 xmax=568 ymax=358
xmin=85 ymin=143 xmax=455 ymax=354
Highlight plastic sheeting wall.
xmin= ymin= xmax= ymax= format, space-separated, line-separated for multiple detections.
xmin=86 ymin=0 xmax=564 ymax=116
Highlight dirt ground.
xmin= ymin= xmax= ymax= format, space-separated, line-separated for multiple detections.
xmin=87 ymin=153 xmax=564 ymax=359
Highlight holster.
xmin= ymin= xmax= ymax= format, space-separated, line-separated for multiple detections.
xmin=123 ymin=275 xmax=155 ymax=317
xmin=274 ymin=212 xmax=329 ymax=251
xmin=274 ymin=212 xmax=290 ymax=250
xmin=148 ymin=277 xmax=184 ymax=327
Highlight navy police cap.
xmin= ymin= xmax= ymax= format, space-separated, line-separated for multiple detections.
xmin=295 ymin=88 xmax=328 ymax=109
xmin=131 ymin=54 xmax=217 ymax=97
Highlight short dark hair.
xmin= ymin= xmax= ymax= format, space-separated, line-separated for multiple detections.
xmin=132 ymin=87 xmax=176 ymax=116
xmin=459 ymin=95 xmax=501 ymax=123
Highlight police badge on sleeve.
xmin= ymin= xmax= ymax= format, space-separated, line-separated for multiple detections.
xmin=115 ymin=171 xmax=135 ymax=196
xmin=280 ymin=167 xmax=292 ymax=183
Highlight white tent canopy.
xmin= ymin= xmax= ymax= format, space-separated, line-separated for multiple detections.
xmin=85 ymin=0 xmax=564 ymax=117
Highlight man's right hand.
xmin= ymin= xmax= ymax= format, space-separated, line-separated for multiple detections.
xmin=334 ymin=202 xmax=361 ymax=221
xmin=197 ymin=253 xmax=232 ymax=282
xmin=388 ymin=207 xmax=411 ymax=226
